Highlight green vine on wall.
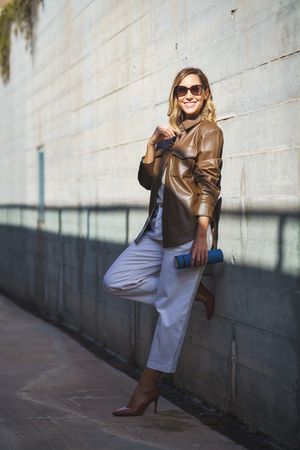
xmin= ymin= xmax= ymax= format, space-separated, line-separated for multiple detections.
xmin=0 ymin=0 xmax=43 ymax=83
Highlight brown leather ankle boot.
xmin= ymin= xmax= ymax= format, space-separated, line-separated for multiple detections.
xmin=112 ymin=368 xmax=162 ymax=416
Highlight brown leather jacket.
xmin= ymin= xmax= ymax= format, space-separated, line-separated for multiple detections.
xmin=134 ymin=114 xmax=224 ymax=248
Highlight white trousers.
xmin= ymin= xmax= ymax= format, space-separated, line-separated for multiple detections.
xmin=103 ymin=210 xmax=212 ymax=373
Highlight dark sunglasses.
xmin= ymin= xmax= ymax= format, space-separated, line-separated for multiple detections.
xmin=174 ymin=84 xmax=204 ymax=97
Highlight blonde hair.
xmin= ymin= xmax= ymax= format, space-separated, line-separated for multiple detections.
xmin=167 ymin=67 xmax=217 ymax=134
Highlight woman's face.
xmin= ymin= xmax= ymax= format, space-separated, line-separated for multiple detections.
xmin=176 ymin=73 xmax=209 ymax=119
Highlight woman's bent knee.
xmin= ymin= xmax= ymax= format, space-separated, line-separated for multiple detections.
xmin=102 ymin=269 xmax=129 ymax=294
xmin=102 ymin=271 xmax=115 ymax=293
xmin=102 ymin=269 xmax=141 ymax=296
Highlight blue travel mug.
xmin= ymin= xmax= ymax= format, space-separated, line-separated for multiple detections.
xmin=174 ymin=248 xmax=224 ymax=269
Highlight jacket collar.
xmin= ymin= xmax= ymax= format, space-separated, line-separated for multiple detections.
xmin=179 ymin=113 xmax=204 ymax=133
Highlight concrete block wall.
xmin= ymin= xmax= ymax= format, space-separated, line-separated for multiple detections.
xmin=0 ymin=1 xmax=299 ymax=447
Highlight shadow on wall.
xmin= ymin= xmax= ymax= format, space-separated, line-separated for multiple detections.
xmin=0 ymin=203 xmax=299 ymax=448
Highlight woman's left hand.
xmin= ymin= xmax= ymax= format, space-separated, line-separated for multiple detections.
xmin=191 ymin=236 xmax=208 ymax=267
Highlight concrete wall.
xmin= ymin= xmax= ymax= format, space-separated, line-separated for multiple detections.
xmin=0 ymin=1 xmax=299 ymax=448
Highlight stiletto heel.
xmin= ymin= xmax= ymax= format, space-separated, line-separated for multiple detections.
xmin=113 ymin=390 xmax=160 ymax=416
xmin=195 ymin=282 xmax=215 ymax=320
xmin=112 ymin=368 xmax=162 ymax=417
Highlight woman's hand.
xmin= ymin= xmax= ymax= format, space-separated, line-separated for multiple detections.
xmin=191 ymin=236 xmax=208 ymax=267
xmin=143 ymin=125 xmax=175 ymax=164
xmin=148 ymin=125 xmax=176 ymax=146
xmin=191 ymin=216 xmax=210 ymax=267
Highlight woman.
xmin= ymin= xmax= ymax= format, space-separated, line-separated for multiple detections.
xmin=103 ymin=67 xmax=223 ymax=416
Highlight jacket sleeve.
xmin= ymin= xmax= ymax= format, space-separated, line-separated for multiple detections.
xmin=138 ymin=156 xmax=155 ymax=191
xmin=193 ymin=127 xmax=224 ymax=219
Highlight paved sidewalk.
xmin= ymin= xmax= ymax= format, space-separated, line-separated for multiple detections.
xmin=0 ymin=294 xmax=246 ymax=450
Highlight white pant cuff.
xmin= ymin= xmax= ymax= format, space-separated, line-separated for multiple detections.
xmin=146 ymin=360 xmax=176 ymax=373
